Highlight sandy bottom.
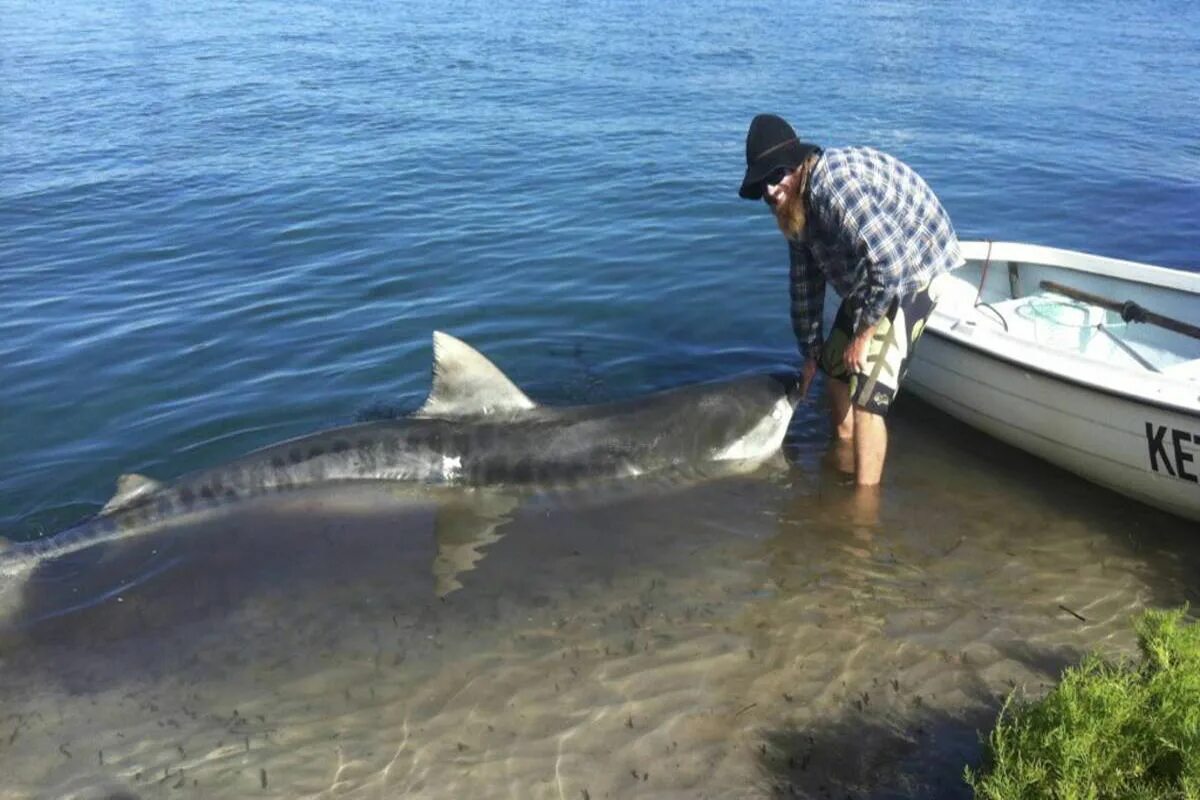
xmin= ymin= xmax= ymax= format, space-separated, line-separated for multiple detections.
xmin=1 ymin=404 xmax=1197 ymax=800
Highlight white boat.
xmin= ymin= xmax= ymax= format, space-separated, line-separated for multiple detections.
xmin=901 ymin=240 xmax=1200 ymax=522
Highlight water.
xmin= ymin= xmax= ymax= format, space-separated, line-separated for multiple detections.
xmin=1 ymin=0 xmax=1198 ymax=796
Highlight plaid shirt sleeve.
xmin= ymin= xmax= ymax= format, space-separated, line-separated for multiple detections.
xmin=823 ymin=180 xmax=904 ymax=330
xmin=788 ymin=239 xmax=825 ymax=358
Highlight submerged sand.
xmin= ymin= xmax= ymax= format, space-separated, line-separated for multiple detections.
xmin=1 ymin=407 xmax=1196 ymax=799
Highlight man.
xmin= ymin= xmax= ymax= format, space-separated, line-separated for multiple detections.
xmin=739 ymin=113 xmax=963 ymax=486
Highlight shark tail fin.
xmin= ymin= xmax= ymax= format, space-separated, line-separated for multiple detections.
xmin=416 ymin=331 xmax=537 ymax=419
xmin=100 ymin=473 xmax=164 ymax=515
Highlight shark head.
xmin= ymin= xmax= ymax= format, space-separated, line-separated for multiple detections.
xmin=703 ymin=372 xmax=800 ymax=463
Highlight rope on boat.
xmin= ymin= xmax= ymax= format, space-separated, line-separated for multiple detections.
xmin=974 ymin=239 xmax=993 ymax=305
xmin=973 ymin=239 xmax=1009 ymax=332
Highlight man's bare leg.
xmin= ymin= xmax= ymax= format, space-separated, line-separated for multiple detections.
xmin=853 ymin=407 xmax=887 ymax=486
xmin=851 ymin=482 xmax=881 ymax=526
xmin=826 ymin=378 xmax=854 ymax=441
xmin=823 ymin=378 xmax=856 ymax=474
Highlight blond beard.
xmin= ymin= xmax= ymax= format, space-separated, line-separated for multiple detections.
xmin=772 ymin=160 xmax=811 ymax=240
xmin=773 ymin=188 xmax=807 ymax=240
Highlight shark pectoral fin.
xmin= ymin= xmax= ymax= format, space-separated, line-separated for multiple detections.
xmin=100 ymin=473 xmax=164 ymax=515
xmin=415 ymin=331 xmax=537 ymax=419
xmin=431 ymin=492 xmax=519 ymax=598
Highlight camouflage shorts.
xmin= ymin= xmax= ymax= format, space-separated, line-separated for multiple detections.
xmin=819 ymin=284 xmax=936 ymax=416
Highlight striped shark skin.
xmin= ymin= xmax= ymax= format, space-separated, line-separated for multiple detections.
xmin=0 ymin=332 xmax=801 ymax=577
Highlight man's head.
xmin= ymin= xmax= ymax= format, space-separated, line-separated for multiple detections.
xmin=738 ymin=114 xmax=820 ymax=239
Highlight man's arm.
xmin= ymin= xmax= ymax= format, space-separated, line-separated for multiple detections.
xmin=788 ymin=239 xmax=825 ymax=358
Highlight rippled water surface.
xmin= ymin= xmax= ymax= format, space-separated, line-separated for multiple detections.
xmin=1 ymin=0 xmax=1198 ymax=796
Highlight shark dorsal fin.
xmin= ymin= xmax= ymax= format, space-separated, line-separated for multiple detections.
xmin=415 ymin=331 xmax=536 ymax=418
xmin=101 ymin=473 xmax=163 ymax=515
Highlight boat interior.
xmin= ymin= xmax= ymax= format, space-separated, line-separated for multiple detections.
xmin=938 ymin=256 xmax=1200 ymax=382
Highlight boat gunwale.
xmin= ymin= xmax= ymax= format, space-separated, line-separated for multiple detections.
xmin=959 ymin=240 xmax=1200 ymax=293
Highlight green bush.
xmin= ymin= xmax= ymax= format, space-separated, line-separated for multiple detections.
xmin=966 ymin=607 xmax=1200 ymax=800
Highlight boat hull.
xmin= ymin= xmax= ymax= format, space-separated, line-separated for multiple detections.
xmin=908 ymin=328 xmax=1200 ymax=522
xmin=898 ymin=241 xmax=1200 ymax=522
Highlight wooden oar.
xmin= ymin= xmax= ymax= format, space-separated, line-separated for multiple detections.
xmin=1039 ymin=280 xmax=1200 ymax=341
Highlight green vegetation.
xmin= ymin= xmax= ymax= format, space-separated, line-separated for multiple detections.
xmin=966 ymin=607 xmax=1200 ymax=800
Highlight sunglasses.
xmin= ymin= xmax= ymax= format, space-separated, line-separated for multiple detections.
xmin=761 ymin=167 xmax=791 ymax=205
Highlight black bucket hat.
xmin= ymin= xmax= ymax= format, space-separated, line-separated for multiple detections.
xmin=738 ymin=114 xmax=821 ymax=200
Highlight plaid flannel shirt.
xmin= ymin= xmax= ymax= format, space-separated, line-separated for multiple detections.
xmin=788 ymin=146 xmax=963 ymax=358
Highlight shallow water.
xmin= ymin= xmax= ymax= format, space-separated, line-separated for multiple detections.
xmin=2 ymin=0 xmax=1199 ymax=796
xmin=2 ymin=409 xmax=1197 ymax=799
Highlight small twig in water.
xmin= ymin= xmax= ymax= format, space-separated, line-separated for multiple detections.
xmin=1059 ymin=604 xmax=1087 ymax=623
xmin=735 ymin=703 xmax=758 ymax=718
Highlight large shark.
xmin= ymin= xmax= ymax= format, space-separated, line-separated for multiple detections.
xmin=0 ymin=332 xmax=801 ymax=580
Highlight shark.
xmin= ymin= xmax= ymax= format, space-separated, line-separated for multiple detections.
xmin=0 ymin=332 xmax=801 ymax=582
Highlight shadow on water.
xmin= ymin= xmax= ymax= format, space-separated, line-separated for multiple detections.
xmin=755 ymin=706 xmax=992 ymax=800
xmin=752 ymin=642 xmax=1088 ymax=800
